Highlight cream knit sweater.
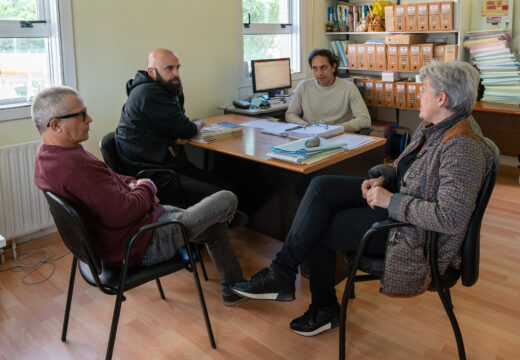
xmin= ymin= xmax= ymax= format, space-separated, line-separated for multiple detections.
xmin=285 ymin=77 xmax=371 ymax=133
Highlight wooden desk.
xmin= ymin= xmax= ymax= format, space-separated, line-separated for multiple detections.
xmin=188 ymin=114 xmax=387 ymax=240
xmin=472 ymin=101 xmax=520 ymax=157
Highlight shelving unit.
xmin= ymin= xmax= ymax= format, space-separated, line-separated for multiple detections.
xmin=323 ymin=0 xmax=472 ymax=135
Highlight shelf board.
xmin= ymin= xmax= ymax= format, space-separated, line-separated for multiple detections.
xmin=338 ymin=67 xmax=419 ymax=74
xmin=326 ymin=30 xmax=458 ymax=35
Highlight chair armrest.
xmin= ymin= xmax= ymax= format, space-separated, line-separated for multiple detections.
xmin=116 ymin=219 xmax=191 ymax=294
xmin=371 ymin=219 xmax=412 ymax=232
xmin=136 ymin=168 xmax=177 ymax=179
xmin=124 ymin=219 xmax=189 ymax=263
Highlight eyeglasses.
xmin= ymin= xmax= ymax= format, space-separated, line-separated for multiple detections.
xmin=47 ymin=108 xmax=88 ymax=127
xmin=305 ymin=119 xmax=329 ymax=129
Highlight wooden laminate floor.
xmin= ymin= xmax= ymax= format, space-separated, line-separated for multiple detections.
xmin=0 ymin=173 xmax=519 ymax=360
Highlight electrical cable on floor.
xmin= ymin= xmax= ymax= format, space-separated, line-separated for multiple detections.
xmin=0 ymin=248 xmax=71 ymax=285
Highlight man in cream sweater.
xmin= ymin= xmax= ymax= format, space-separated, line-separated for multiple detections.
xmin=286 ymin=49 xmax=371 ymax=133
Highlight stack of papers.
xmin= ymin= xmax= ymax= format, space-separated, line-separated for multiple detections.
xmin=266 ymin=133 xmax=374 ymax=164
xmin=241 ymin=119 xmax=344 ymax=139
xmin=267 ymin=137 xmax=345 ymax=164
xmin=463 ymin=30 xmax=520 ymax=104
xmin=191 ymin=122 xmax=243 ymax=143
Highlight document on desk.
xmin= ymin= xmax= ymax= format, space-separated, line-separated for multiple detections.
xmin=328 ymin=133 xmax=375 ymax=150
xmin=241 ymin=119 xmax=293 ymax=136
xmin=267 ymin=137 xmax=347 ymax=164
xmin=241 ymin=120 xmax=344 ymax=139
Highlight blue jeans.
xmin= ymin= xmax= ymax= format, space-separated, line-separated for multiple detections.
xmin=142 ymin=190 xmax=243 ymax=284
xmin=270 ymin=176 xmax=388 ymax=307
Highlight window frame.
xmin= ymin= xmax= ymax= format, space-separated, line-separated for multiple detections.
xmin=236 ymin=0 xmax=305 ymax=89
xmin=0 ymin=0 xmax=76 ymax=122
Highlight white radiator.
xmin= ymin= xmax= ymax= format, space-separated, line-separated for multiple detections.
xmin=0 ymin=140 xmax=54 ymax=240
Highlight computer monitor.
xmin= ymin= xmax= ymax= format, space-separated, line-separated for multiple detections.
xmin=251 ymin=58 xmax=291 ymax=99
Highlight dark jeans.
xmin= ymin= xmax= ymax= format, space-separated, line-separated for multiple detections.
xmin=270 ymin=175 xmax=389 ymax=308
xmin=150 ymin=162 xmax=237 ymax=208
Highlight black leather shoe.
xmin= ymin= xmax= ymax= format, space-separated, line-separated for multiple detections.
xmin=290 ymin=304 xmax=340 ymax=337
xmin=232 ymin=267 xmax=295 ymax=301
xmin=229 ymin=210 xmax=248 ymax=228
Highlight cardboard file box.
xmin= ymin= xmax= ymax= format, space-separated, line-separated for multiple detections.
xmin=410 ymin=45 xmax=421 ymax=71
xmin=387 ymin=45 xmax=398 ymax=70
xmin=366 ymin=45 xmax=377 ymax=70
xmin=440 ymin=2 xmax=454 ymax=31
xmin=398 ymin=45 xmax=410 ymax=71
xmin=376 ymin=44 xmax=387 ymax=70
xmin=395 ymin=82 xmax=407 ymax=109
xmin=417 ymin=4 xmax=429 ymax=31
xmin=364 ymin=80 xmax=375 ymax=106
xmin=444 ymin=44 xmax=458 ymax=61
xmin=433 ymin=44 xmax=445 ymax=62
xmin=429 ymin=3 xmax=441 ymax=30
xmin=357 ymin=44 xmax=366 ymax=69
xmin=375 ymin=81 xmax=385 ymax=106
xmin=384 ymin=82 xmax=395 ymax=107
xmin=421 ymin=43 xmax=434 ymax=67
xmin=394 ymin=5 xmax=406 ymax=31
xmin=406 ymin=5 xmax=418 ymax=32
xmin=354 ymin=78 xmax=366 ymax=99
xmin=385 ymin=34 xmax=427 ymax=45
xmin=406 ymin=83 xmax=419 ymax=109
xmin=385 ymin=6 xmax=395 ymax=32
xmin=347 ymin=44 xmax=358 ymax=68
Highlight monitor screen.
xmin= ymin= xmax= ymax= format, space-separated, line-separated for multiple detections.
xmin=251 ymin=58 xmax=291 ymax=98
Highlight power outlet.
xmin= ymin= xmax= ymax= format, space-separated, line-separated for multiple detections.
xmin=0 ymin=234 xmax=6 ymax=248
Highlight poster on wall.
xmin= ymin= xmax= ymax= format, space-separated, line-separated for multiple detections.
xmin=479 ymin=0 xmax=513 ymax=30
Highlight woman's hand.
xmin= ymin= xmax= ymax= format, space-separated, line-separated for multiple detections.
xmin=361 ymin=176 xmax=384 ymax=199
xmin=366 ymin=185 xmax=393 ymax=209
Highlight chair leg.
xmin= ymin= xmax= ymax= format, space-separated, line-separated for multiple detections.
xmin=105 ymin=291 xmax=125 ymax=360
xmin=186 ymin=244 xmax=216 ymax=349
xmin=156 ymin=279 xmax=166 ymax=300
xmin=444 ymin=288 xmax=453 ymax=309
xmin=62 ymin=256 xmax=77 ymax=342
xmin=437 ymin=288 xmax=466 ymax=360
xmin=196 ymin=245 xmax=209 ymax=281
xmin=339 ymin=269 xmax=357 ymax=360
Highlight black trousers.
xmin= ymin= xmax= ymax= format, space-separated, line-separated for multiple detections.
xmin=149 ymin=162 xmax=236 ymax=208
xmin=270 ymin=175 xmax=389 ymax=308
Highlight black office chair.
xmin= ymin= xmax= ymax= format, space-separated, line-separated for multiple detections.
xmin=43 ymin=191 xmax=216 ymax=360
xmin=339 ymin=138 xmax=500 ymax=360
xmin=99 ymin=131 xmax=209 ymax=281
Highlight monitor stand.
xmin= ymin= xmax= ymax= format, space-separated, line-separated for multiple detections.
xmin=262 ymin=91 xmax=278 ymax=100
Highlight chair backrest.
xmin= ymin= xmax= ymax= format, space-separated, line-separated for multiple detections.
xmin=99 ymin=132 xmax=122 ymax=173
xmin=460 ymin=138 xmax=500 ymax=286
xmin=43 ymin=191 xmax=102 ymax=275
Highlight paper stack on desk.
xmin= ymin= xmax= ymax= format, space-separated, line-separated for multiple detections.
xmin=285 ymin=124 xmax=344 ymax=139
xmin=241 ymin=119 xmax=344 ymax=139
xmin=267 ymin=134 xmax=376 ymax=164
xmin=267 ymin=137 xmax=346 ymax=164
xmin=191 ymin=122 xmax=243 ymax=143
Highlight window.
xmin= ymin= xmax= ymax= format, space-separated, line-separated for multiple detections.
xmin=0 ymin=0 xmax=75 ymax=121
xmin=238 ymin=0 xmax=302 ymax=86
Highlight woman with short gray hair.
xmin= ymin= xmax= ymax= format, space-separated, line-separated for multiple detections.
xmin=232 ymin=60 xmax=496 ymax=337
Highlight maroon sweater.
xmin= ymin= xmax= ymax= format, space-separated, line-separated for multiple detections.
xmin=34 ymin=144 xmax=164 ymax=266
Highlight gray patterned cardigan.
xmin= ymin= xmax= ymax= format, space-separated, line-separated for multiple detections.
xmin=368 ymin=114 xmax=494 ymax=297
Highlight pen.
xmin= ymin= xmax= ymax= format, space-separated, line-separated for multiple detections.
xmin=285 ymin=126 xmax=303 ymax=131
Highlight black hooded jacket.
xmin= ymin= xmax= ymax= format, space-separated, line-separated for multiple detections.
xmin=114 ymin=71 xmax=197 ymax=174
